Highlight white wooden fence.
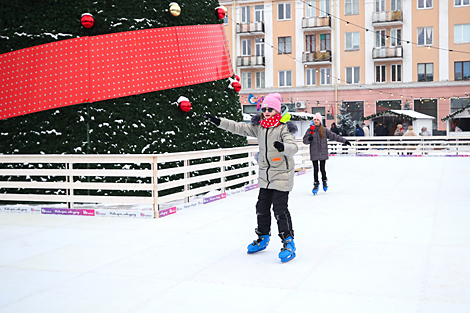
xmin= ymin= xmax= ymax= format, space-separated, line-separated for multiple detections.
xmin=1 ymin=136 xmax=469 ymax=217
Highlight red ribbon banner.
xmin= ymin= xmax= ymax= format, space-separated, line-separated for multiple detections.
xmin=0 ymin=24 xmax=233 ymax=120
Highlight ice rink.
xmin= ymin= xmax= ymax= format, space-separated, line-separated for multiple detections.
xmin=1 ymin=156 xmax=470 ymax=313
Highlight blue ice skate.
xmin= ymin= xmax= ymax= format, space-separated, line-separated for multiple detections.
xmin=247 ymin=235 xmax=270 ymax=254
xmin=312 ymin=182 xmax=320 ymax=195
xmin=279 ymin=236 xmax=296 ymax=263
xmin=322 ymin=180 xmax=328 ymax=192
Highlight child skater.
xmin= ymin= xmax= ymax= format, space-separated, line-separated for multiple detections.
xmin=303 ymin=113 xmax=351 ymax=195
xmin=203 ymin=93 xmax=298 ymax=263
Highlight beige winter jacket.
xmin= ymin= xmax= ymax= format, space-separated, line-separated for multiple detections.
xmin=218 ymin=117 xmax=298 ymax=192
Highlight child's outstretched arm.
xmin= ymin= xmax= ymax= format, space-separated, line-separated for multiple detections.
xmin=203 ymin=113 xmax=258 ymax=138
xmin=326 ymin=129 xmax=351 ymax=146
xmin=276 ymin=127 xmax=298 ymax=157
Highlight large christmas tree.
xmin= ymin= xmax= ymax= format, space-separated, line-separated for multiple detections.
xmin=337 ymin=102 xmax=355 ymax=136
xmin=0 ymin=0 xmax=246 ymax=154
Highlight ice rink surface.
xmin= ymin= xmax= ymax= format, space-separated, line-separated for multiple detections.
xmin=1 ymin=157 xmax=469 ymax=313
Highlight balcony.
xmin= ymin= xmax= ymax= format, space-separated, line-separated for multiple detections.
xmin=237 ymin=55 xmax=265 ymax=68
xmin=302 ymin=16 xmax=331 ymax=30
xmin=372 ymin=46 xmax=403 ymax=61
xmin=236 ymin=22 xmax=265 ymax=35
xmin=302 ymin=51 xmax=332 ymax=64
xmin=372 ymin=11 xmax=403 ymax=25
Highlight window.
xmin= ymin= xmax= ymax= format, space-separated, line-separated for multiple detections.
xmin=278 ymin=3 xmax=291 ymax=20
xmin=242 ymin=72 xmax=252 ymax=89
xmin=455 ymin=61 xmax=470 ymax=80
xmin=343 ymin=101 xmax=364 ymax=122
xmin=392 ymin=0 xmax=402 ymax=11
xmin=345 ymin=32 xmax=360 ymax=50
xmin=346 ymin=67 xmax=360 ymax=84
xmin=241 ymin=6 xmax=250 ymax=23
xmin=376 ymin=30 xmax=386 ymax=47
xmin=375 ymin=65 xmax=386 ymax=83
xmin=391 ymin=29 xmax=402 ymax=46
xmin=454 ymin=24 xmax=470 ymax=44
xmin=391 ymin=64 xmax=402 ymax=82
xmin=320 ymin=68 xmax=331 ymax=85
xmin=414 ymin=99 xmax=438 ymax=129
xmin=345 ymin=0 xmax=359 ymax=15
xmin=305 ymin=1 xmax=316 ymax=17
xmin=418 ymin=27 xmax=433 ymax=46
xmin=254 ymin=5 xmax=264 ymax=22
xmin=306 ymin=68 xmax=317 ymax=85
xmin=455 ymin=0 xmax=470 ymax=6
xmin=223 ymin=12 xmax=229 ymax=25
xmin=451 ymin=97 xmax=470 ymax=112
xmin=279 ymin=70 xmax=292 ymax=87
xmin=320 ymin=0 xmax=330 ymax=16
xmin=241 ymin=39 xmax=251 ymax=56
xmin=418 ymin=63 xmax=433 ymax=81
xmin=376 ymin=100 xmax=402 ymax=113
xmin=320 ymin=34 xmax=330 ymax=51
xmin=255 ymin=71 xmax=265 ymax=88
xmin=278 ymin=37 xmax=292 ymax=54
xmin=306 ymin=35 xmax=316 ymax=52
xmin=255 ymin=38 xmax=264 ymax=56
xmin=418 ymin=0 xmax=433 ymax=8
xmin=375 ymin=0 xmax=385 ymax=12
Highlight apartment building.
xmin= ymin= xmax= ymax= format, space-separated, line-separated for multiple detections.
xmin=220 ymin=0 xmax=470 ymax=133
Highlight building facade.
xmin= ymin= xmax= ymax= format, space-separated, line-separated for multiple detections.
xmin=220 ymin=0 xmax=470 ymax=133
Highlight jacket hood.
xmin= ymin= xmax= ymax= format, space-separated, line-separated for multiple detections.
xmin=251 ymin=114 xmax=298 ymax=134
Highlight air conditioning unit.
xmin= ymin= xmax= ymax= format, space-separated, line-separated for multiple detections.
xmin=295 ymin=101 xmax=306 ymax=109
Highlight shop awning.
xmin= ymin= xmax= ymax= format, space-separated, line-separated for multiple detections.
xmin=441 ymin=103 xmax=470 ymax=122
xmin=362 ymin=110 xmax=435 ymax=121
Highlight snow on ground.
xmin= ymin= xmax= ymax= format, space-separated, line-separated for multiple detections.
xmin=1 ymin=157 xmax=470 ymax=313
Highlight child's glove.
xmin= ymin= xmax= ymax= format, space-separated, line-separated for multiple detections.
xmin=308 ymin=135 xmax=313 ymax=142
xmin=345 ymin=140 xmax=352 ymax=146
xmin=273 ymin=141 xmax=284 ymax=152
xmin=203 ymin=113 xmax=221 ymax=126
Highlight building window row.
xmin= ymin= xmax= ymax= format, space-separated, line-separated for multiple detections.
xmin=240 ymin=61 xmax=469 ymax=89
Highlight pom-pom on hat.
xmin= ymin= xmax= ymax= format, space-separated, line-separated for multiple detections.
xmin=313 ymin=112 xmax=322 ymax=120
xmin=262 ymin=93 xmax=282 ymax=113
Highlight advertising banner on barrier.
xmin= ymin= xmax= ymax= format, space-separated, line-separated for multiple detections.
xmin=295 ymin=170 xmax=307 ymax=176
xmin=175 ymin=200 xmax=203 ymax=211
xmin=203 ymin=193 xmax=227 ymax=204
xmin=95 ymin=209 xmax=153 ymax=218
xmin=244 ymin=184 xmax=258 ymax=192
xmin=159 ymin=207 xmax=177 ymax=218
xmin=41 ymin=208 xmax=95 ymax=216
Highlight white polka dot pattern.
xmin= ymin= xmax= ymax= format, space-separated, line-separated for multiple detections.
xmin=0 ymin=24 xmax=234 ymax=120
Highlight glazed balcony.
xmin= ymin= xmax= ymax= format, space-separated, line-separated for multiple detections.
xmin=372 ymin=46 xmax=403 ymax=61
xmin=302 ymin=50 xmax=332 ymax=64
xmin=302 ymin=16 xmax=331 ymax=31
xmin=372 ymin=11 xmax=403 ymax=25
xmin=237 ymin=55 xmax=265 ymax=68
xmin=236 ymin=22 xmax=265 ymax=35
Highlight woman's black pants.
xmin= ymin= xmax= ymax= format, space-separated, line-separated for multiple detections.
xmin=255 ymin=188 xmax=294 ymax=240
xmin=312 ymin=160 xmax=327 ymax=183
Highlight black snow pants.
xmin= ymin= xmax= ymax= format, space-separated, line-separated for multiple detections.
xmin=255 ymin=188 xmax=294 ymax=240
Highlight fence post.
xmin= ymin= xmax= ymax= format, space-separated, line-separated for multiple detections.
xmin=184 ymin=159 xmax=190 ymax=203
xmin=66 ymin=162 xmax=74 ymax=209
xmin=221 ymin=154 xmax=226 ymax=194
xmin=153 ymin=156 xmax=159 ymax=218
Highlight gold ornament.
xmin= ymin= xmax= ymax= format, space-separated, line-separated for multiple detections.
xmin=169 ymin=2 xmax=181 ymax=17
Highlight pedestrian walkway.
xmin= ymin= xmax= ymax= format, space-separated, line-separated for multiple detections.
xmin=1 ymin=157 xmax=469 ymax=313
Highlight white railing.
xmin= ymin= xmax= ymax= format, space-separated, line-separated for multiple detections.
xmin=326 ymin=136 xmax=470 ymax=156
xmin=1 ymin=136 xmax=469 ymax=217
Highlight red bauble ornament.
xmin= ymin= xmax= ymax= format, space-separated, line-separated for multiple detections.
xmin=232 ymin=81 xmax=241 ymax=93
xmin=234 ymin=75 xmax=240 ymax=82
xmin=177 ymin=96 xmax=191 ymax=112
xmin=215 ymin=6 xmax=227 ymax=20
xmin=81 ymin=13 xmax=94 ymax=28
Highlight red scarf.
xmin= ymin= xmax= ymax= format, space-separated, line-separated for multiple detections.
xmin=260 ymin=113 xmax=282 ymax=128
